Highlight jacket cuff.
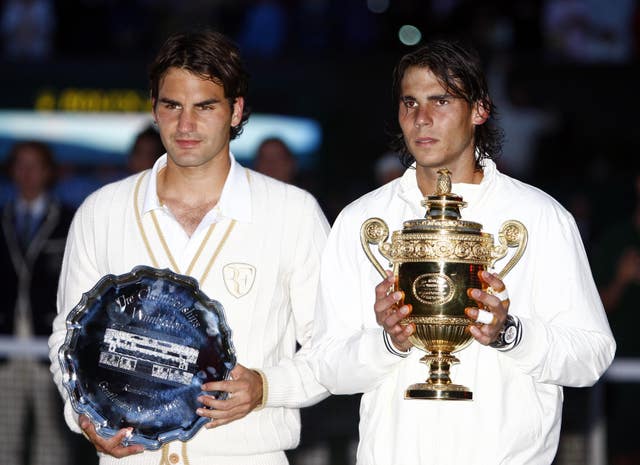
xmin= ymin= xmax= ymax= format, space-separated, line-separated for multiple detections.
xmin=251 ymin=368 xmax=268 ymax=411
xmin=383 ymin=330 xmax=413 ymax=358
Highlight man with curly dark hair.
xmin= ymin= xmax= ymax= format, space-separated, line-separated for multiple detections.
xmin=312 ymin=39 xmax=614 ymax=464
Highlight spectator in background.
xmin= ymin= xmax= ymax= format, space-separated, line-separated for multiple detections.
xmin=54 ymin=125 xmax=165 ymax=209
xmin=253 ymin=136 xmax=298 ymax=184
xmin=543 ymin=0 xmax=635 ymax=64
xmin=253 ymin=137 xmax=332 ymax=229
xmin=487 ymin=56 xmax=557 ymax=181
xmin=126 ymin=124 xmax=165 ymax=174
xmin=374 ymin=151 xmax=405 ymax=186
xmin=0 ymin=140 xmax=75 ymax=465
xmin=0 ymin=0 xmax=56 ymax=60
xmin=592 ymin=170 xmax=640 ymax=465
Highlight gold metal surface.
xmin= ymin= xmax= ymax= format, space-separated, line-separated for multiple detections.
xmin=360 ymin=168 xmax=528 ymax=400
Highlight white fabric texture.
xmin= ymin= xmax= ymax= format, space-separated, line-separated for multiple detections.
xmin=311 ymin=159 xmax=615 ymax=465
xmin=49 ymin=154 xmax=330 ymax=464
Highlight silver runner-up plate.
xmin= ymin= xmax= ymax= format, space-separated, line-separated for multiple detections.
xmin=59 ymin=265 xmax=236 ymax=450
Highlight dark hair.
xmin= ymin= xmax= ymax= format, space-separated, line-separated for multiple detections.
xmin=131 ymin=124 xmax=165 ymax=153
xmin=5 ymin=140 xmax=57 ymax=188
xmin=391 ymin=40 xmax=503 ymax=168
xmin=149 ymin=29 xmax=250 ymax=140
xmin=256 ymin=137 xmax=294 ymax=159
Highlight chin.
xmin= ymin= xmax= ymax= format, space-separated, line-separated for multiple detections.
xmin=412 ymin=154 xmax=445 ymax=169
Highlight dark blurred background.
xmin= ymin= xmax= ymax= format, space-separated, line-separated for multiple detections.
xmin=1 ymin=1 xmax=639 ymax=464
xmin=1 ymin=0 xmax=638 ymax=222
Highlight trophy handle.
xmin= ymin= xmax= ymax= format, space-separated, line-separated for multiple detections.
xmin=360 ymin=217 xmax=391 ymax=279
xmin=492 ymin=220 xmax=528 ymax=280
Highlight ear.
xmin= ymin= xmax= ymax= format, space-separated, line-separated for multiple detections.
xmin=472 ymin=101 xmax=489 ymax=126
xmin=151 ymin=97 xmax=158 ymax=121
xmin=231 ymin=97 xmax=245 ymax=127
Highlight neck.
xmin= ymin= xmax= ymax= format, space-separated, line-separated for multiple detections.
xmin=158 ymin=155 xmax=231 ymax=206
xmin=415 ymin=160 xmax=482 ymax=196
xmin=19 ymin=191 xmax=45 ymax=204
xmin=19 ymin=192 xmax=43 ymax=208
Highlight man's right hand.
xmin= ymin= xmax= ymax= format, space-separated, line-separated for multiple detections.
xmin=374 ymin=270 xmax=414 ymax=352
xmin=79 ymin=414 xmax=144 ymax=458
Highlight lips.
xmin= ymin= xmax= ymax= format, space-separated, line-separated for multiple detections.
xmin=415 ymin=137 xmax=437 ymax=145
xmin=175 ymin=139 xmax=201 ymax=149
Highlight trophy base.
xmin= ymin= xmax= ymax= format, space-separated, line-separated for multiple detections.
xmin=404 ymin=383 xmax=473 ymax=401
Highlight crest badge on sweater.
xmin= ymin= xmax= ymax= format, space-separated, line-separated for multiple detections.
xmin=223 ymin=263 xmax=256 ymax=298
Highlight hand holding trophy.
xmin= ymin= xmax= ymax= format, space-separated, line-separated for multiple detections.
xmin=361 ymin=168 xmax=527 ymax=400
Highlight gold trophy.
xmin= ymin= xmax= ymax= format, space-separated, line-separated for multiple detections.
xmin=361 ymin=169 xmax=527 ymax=400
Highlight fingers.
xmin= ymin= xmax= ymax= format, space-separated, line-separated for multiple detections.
xmin=466 ymin=271 xmax=511 ymax=345
xmin=469 ymin=271 xmax=509 ymax=309
xmin=198 ymin=364 xmax=263 ymax=429
xmin=466 ymin=306 xmax=501 ymax=345
xmin=79 ymin=415 xmax=144 ymax=457
xmin=383 ymin=305 xmax=414 ymax=344
xmin=373 ymin=270 xmax=414 ymax=351
xmin=474 ymin=309 xmax=495 ymax=325
xmin=373 ymin=271 xmax=398 ymax=320
xmin=373 ymin=271 xmax=405 ymax=325
xmin=197 ymin=398 xmax=249 ymax=429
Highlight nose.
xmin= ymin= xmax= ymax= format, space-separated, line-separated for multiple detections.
xmin=177 ymin=108 xmax=196 ymax=132
xmin=414 ymin=105 xmax=432 ymax=128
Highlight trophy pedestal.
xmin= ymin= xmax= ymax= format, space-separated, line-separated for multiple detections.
xmin=405 ymin=383 xmax=472 ymax=400
xmin=404 ymin=352 xmax=473 ymax=401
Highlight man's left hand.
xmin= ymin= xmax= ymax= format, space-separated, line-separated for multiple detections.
xmin=196 ymin=364 xmax=263 ymax=429
xmin=465 ymin=270 xmax=510 ymax=345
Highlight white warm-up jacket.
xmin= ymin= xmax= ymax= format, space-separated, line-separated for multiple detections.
xmin=312 ymin=159 xmax=615 ymax=465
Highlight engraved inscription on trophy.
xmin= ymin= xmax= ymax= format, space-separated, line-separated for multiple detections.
xmin=100 ymin=284 xmax=202 ymax=387
xmin=99 ymin=329 xmax=199 ymax=386
xmin=412 ymin=273 xmax=455 ymax=305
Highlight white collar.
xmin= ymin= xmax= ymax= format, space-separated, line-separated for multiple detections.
xmin=141 ymin=152 xmax=252 ymax=223
xmin=16 ymin=193 xmax=48 ymax=218
xmin=398 ymin=158 xmax=497 ymax=201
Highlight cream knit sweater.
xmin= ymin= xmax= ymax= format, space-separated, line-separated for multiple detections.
xmin=50 ymin=157 xmax=329 ymax=465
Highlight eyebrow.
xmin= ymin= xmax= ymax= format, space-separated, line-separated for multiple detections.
xmin=427 ymin=93 xmax=453 ymax=101
xmin=194 ymin=98 xmax=221 ymax=106
xmin=158 ymin=97 xmax=179 ymax=106
xmin=157 ymin=97 xmax=222 ymax=106
xmin=401 ymin=93 xmax=454 ymax=102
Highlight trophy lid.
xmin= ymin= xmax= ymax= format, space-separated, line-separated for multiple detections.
xmin=403 ymin=168 xmax=483 ymax=234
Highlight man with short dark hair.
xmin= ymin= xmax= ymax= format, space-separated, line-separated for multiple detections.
xmin=49 ymin=29 xmax=329 ymax=465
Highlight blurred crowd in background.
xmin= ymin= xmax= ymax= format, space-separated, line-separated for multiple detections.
xmin=1 ymin=0 xmax=638 ymax=63
xmin=2 ymin=1 xmax=640 ymax=465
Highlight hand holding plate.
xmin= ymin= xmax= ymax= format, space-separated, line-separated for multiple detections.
xmin=197 ymin=364 xmax=263 ymax=428
xmin=79 ymin=414 xmax=144 ymax=458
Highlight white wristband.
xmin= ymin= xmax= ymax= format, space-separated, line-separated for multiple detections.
xmin=382 ymin=331 xmax=412 ymax=358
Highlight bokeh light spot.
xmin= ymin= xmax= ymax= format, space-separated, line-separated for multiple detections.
xmin=367 ymin=0 xmax=389 ymax=14
xmin=398 ymin=25 xmax=421 ymax=46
